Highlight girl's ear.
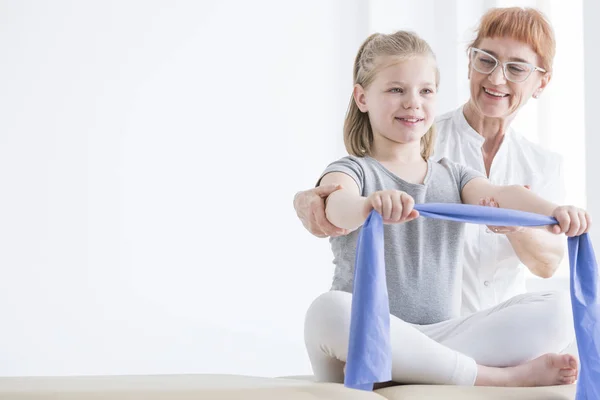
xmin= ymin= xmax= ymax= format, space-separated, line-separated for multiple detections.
xmin=353 ymin=84 xmax=368 ymax=112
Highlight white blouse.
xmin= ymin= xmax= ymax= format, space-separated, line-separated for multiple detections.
xmin=433 ymin=106 xmax=565 ymax=315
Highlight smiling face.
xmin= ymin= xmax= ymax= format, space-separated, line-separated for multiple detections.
xmin=468 ymin=36 xmax=551 ymax=119
xmin=353 ymin=55 xmax=438 ymax=148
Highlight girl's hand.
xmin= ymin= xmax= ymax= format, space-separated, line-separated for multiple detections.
xmin=363 ymin=190 xmax=419 ymax=224
xmin=551 ymin=206 xmax=592 ymax=237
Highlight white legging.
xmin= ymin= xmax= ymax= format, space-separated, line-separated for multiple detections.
xmin=304 ymin=290 xmax=574 ymax=385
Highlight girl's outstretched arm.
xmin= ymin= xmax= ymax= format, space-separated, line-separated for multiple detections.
xmin=318 ymin=172 xmax=367 ymax=231
xmin=319 ymin=172 xmax=419 ymax=231
xmin=461 ymin=177 xmax=592 ymax=278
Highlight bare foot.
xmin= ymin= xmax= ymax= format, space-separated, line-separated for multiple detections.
xmin=476 ymin=353 xmax=578 ymax=387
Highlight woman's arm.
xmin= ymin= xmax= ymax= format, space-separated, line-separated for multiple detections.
xmin=504 ymin=228 xmax=564 ymax=278
xmin=461 ymin=178 xmax=591 ymax=278
xmin=293 ymin=185 xmax=350 ymax=238
xmin=477 ymin=196 xmax=564 ymax=278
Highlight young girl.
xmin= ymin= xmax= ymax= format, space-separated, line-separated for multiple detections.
xmin=304 ymin=31 xmax=589 ymax=387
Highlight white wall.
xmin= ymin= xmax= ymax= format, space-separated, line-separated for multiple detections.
xmin=0 ymin=0 xmax=594 ymax=378
xmin=0 ymin=0 xmax=368 ymax=377
xmin=583 ymin=0 xmax=600 ymax=248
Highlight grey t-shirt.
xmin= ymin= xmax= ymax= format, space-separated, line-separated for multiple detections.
xmin=320 ymin=155 xmax=484 ymax=325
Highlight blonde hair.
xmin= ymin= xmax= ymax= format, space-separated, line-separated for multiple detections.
xmin=344 ymin=31 xmax=440 ymax=159
xmin=468 ymin=7 xmax=556 ymax=73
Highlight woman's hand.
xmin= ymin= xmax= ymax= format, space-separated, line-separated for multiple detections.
xmin=480 ymin=197 xmax=524 ymax=234
xmin=479 ymin=185 xmax=532 ymax=234
xmin=550 ymin=206 xmax=592 ymax=237
xmin=363 ymin=190 xmax=419 ymax=224
xmin=293 ymin=185 xmax=351 ymax=238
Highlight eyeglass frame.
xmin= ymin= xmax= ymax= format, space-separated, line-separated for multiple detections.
xmin=469 ymin=47 xmax=547 ymax=83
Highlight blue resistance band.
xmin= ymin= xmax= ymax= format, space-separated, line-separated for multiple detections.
xmin=344 ymin=203 xmax=599 ymax=400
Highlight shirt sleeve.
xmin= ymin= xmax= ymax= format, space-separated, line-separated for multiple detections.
xmin=456 ymin=163 xmax=487 ymax=191
xmin=439 ymin=157 xmax=486 ymax=192
xmin=316 ymin=156 xmax=366 ymax=194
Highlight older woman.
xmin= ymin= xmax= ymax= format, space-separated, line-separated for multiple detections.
xmin=297 ymin=7 xmax=578 ymax=384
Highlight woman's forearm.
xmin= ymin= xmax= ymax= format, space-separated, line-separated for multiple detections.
xmin=506 ymin=228 xmax=565 ymax=278
xmin=492 ymin=185 xmax=564 ymax=278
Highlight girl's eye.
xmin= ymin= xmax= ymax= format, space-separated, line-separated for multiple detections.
xmin=389 ymin=88 xmax=403 ymax=93
xmin=421 ymin=88 xmax=434 ymax=94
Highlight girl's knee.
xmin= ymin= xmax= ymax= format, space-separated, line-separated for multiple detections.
xmin=533 ymin=291 xmax=574 ymax=346
xmin=303 ymin=291 xmax=353 ymax=382
xmin=538 ymin=291 xmax=572 ymax=322
xmin=304 ymin=290 xmax=353 ymax=340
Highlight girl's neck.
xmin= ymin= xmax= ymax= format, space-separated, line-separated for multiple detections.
xmin=370 ymin=138 xmax=424 ymax=165
xmin=370 ymin=137 xmax=427 ymax=185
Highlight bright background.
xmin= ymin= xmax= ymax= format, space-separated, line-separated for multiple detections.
xmin=0 ymin=0 xmax=597 ymax=377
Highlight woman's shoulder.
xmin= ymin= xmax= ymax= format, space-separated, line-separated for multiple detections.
xmin=434 ymin=108 xmax=456 ymax=126
xmin=432 ymin=107 xmax=465 ymax=158
xmin=434 ymin=108 xmax=459 ymax=138
xmin=509 ymin=130 xmax=563 ymax=166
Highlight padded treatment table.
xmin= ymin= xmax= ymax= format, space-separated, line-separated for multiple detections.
xmin=0 ymin=374 xmax=576 ymax=400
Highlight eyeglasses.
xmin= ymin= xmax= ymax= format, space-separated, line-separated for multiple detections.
xmin=470 ymin=48 xmax=546 ymax=83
